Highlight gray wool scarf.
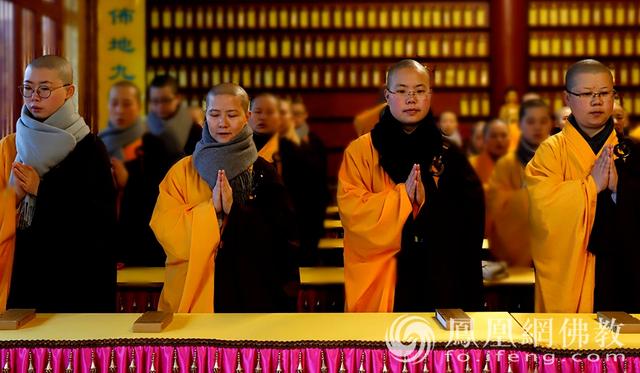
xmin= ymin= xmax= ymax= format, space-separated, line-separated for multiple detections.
xmin=98 ymin=118 xmax=146 ymax=160
xmin=147 ymin=104 xmax=193 ymax=155
xmin=295 ymin=122 xmax=310 ymax=141
xmin=192 ymin=123 xmax=258 ymax=190
xmin=12 ymin=99 xmax=90 ymax=229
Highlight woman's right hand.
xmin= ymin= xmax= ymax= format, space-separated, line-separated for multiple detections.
xmin=212 ymin=170 xmax=234 ymax=215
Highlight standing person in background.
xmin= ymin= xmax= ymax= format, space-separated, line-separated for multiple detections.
xmin=105 ymin=77 xmax=200 ymax=267
xmin=467 ymin=121 xmax=486 ymax=156
xmin=99 ymin=81 xmax=145 ymax=163
xmin=612 ymin=101 xmax=630 ymax=135
xmin=112 ymin=75 xmax=201 ymax=267
xmin=282 ymin=96 xmax=331 ymax=265
xmin=437 ymin=111 xmax=463 ymax=147
xmin=99 ymin=81 xmax=144 ymax=212
xmin=147 ymin=75 xmax=201 ymax=157
xmin=486 ymin=99 xmax=553 ymax=267
xmin=469 ymin=119 xmax=510 ymax=187
xmin=248 ymin=93 xmax=281 ymax=164
xmin=278 ymin=97 xmax=301 ymax=145
xmin=552 ymin=106 xmax=572 ymax=135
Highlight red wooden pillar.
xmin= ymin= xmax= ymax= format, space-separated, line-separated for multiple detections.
xmin=490 ymin=0 xmax=528 ymax=116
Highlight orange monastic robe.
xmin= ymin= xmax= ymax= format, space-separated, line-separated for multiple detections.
xmin=337 ymin=133 xmax=413 ymax=312
xmin=525 ymin=124 xmax=617 ymax=313
xmin=354 ymin=103 xmax=387 ymax=137
xmin=508 ymin=121 xmax=521 ymax=151
xmin=470 ymin=151 xmax=496 ymax=187
xmin=257 ymin=134 xmax=279 ymax=163
xmin=486 ymin=152 xmax=531 ymax=267
xmin=150 ymin=156 xmax=220 ymax=313
xmin=0 ymin=135 xmax=17 ymax=311
xmin=122 ymin=138 xmax=142 ymax=162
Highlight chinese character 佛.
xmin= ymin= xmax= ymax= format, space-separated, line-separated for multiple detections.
xmin=109 ymin=8 xmax=134 ymax=25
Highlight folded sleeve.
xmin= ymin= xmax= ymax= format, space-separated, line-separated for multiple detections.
xmin=337 ymin=138 xmax=412 ymax=259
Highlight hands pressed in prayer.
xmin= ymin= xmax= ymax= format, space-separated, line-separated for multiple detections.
xmin=212 ymin=170 xmax=233 ymax=215
xmin=110 ymin=157 xmax=129 ymax=190
xmin=12 ymin=162 xmax=40 ymax=201
xmin=591 ymin=147 xmax=611 ymax=193
xmin=219 ymin=170 xmax=234 ymax=214
xmin=405 ymin=164 xmax=426 ymax=207
xmin=415 ymin=167 xmax=426 ymax=206
xmin=607 ymin=145 xmax=618 ymax=193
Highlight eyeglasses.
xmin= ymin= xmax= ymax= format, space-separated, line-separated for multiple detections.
xmin=387 ymin=88 xmax=433 ymax=99
xmin=18 ymin=84 xmax=71 ymax=99
xmin=566 ymin=89 xmax=616 ymax=101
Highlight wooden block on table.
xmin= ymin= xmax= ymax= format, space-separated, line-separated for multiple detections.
xmin=132 ymin=311 xmax=173 ymax=333
xmin=435 ymin=308 xmax=473 ymax=330
xmin=0 ymin=309 xmax=36 ymax=330
xmin=597 ymin=311 xmax=640 ymax=334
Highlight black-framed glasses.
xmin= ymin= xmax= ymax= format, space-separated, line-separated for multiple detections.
xmin=18 ymin=84 xmax=71 ymax=99
xmin=387 ymin=88 xmax=433 ymax=99
xmin=565 ymin=89 xmax=616 ymax=101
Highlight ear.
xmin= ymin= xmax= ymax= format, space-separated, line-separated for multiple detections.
xmin=245 ymin=110 xmax=252 ymax=121
xmin=384 ymin=88 xmax=390 ymax=103
xmin=65 ymin=85 xmax=76 ymax=99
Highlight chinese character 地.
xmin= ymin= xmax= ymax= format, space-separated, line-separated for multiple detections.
xmin=109 ymin=38 xmax=135 ymax=53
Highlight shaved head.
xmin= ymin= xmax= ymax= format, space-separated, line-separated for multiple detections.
xmin=483 ymin=119 xmax=510 ymax=159
xmin=207 ymin=83 xmax=250 ymax=110
xmin=27 ymin=55 xmax=73 ymax=83
xmin=386 ymin=59 xmax=430 ymax=88
xmin=483 ymin=118 xmax=508 ymax=139
xmin=27 ymin=55 xmax=73 ymax=84
xmin=565 ymin=59 xmax=613 ymax=91
xmin=250 ymin=93 xmax=279 ymax=110
xmin=111 ymin=80 xmax=141 ymax=104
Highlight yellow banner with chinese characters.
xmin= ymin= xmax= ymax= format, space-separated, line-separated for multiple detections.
xmin=97 ymin=0 xmax=145 ymax=131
